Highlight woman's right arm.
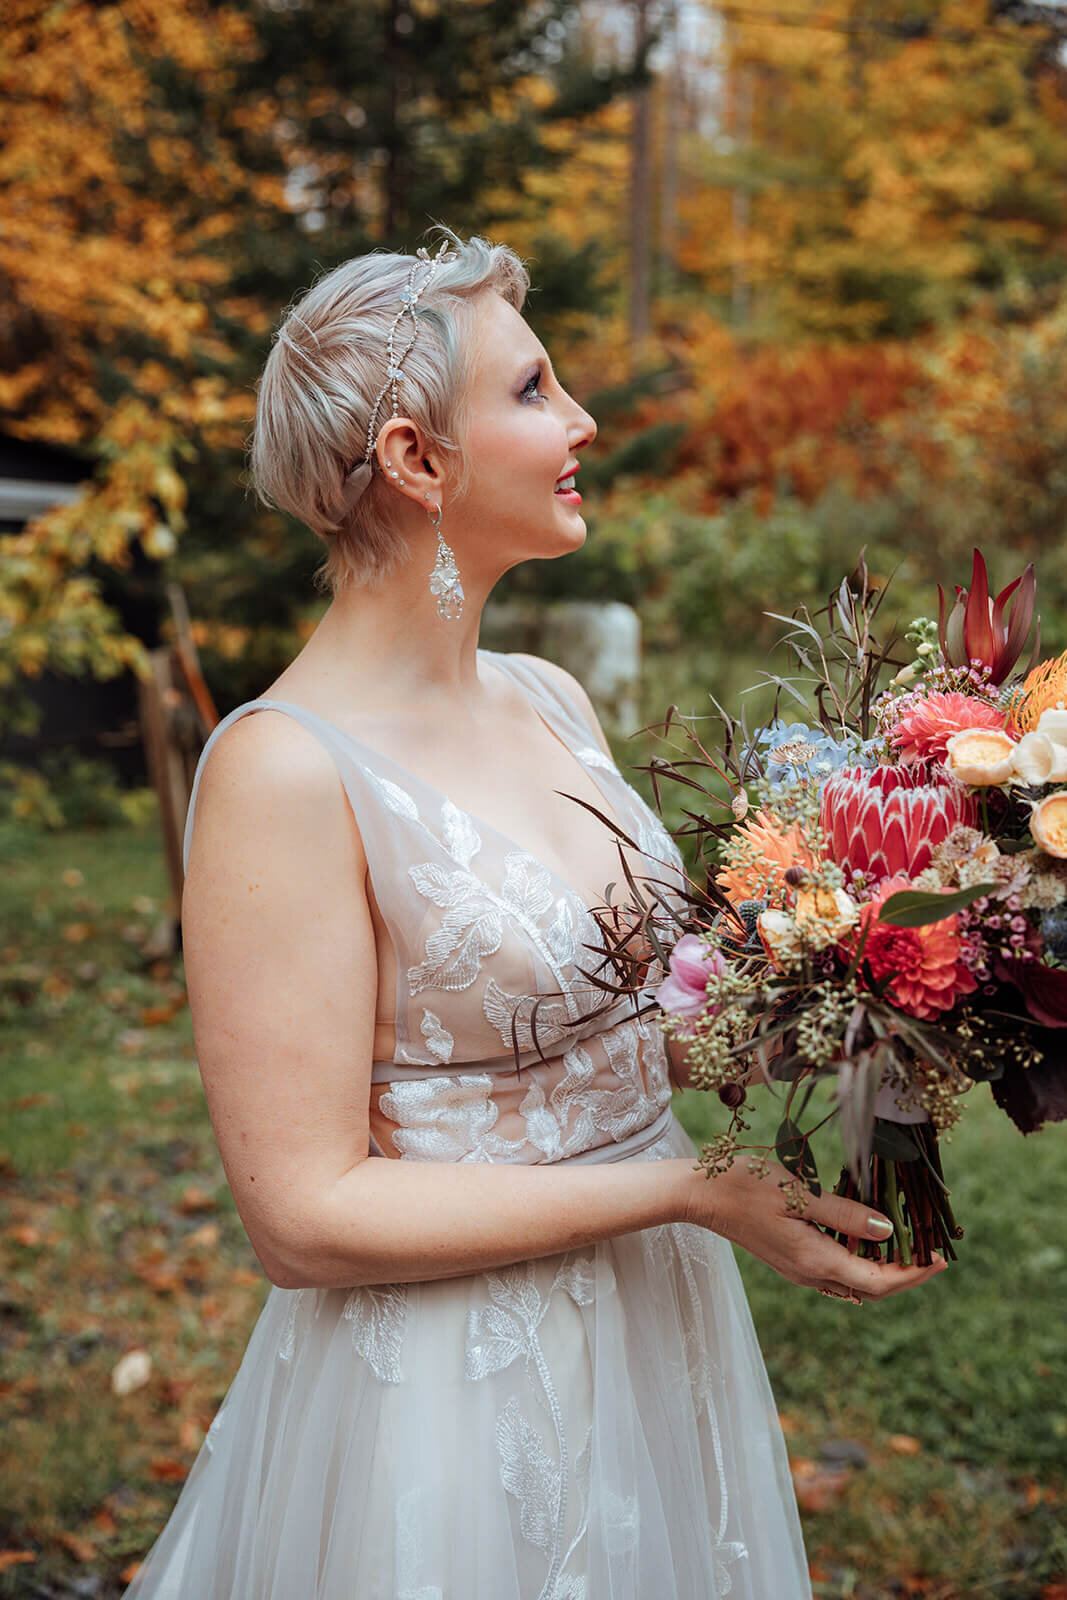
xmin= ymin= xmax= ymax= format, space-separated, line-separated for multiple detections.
xmin=181 ymin=712 xmax=946 ymax=1303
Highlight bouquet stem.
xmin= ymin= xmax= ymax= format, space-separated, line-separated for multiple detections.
xmin=828 ymin=1120 xmax=963 ymax=1266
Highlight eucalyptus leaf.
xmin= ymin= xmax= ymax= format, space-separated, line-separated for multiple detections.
xmin=837 ymin=1048 xmax=880 ymax=1186
xmin=878 ymin=882 xmax=997 ymax=928
xmin=871 ymin=1122 xmax=919 ymax=1161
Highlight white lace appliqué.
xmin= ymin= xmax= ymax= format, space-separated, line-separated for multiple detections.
xmin=380 ymin=1074 xmax=529 ymax=1162
xmin=342 ymin=1282 xmax=409 ymax=1383
xmin=277 ymin=1287 xmax=309 ymax=1363
xmin=632 ymin=1146 xmax=749 ymax=1594
xmin=465 ymin=1255 xmax=601 ymax=1599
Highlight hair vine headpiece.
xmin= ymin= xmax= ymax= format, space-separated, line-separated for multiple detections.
xmin=334 ymin=239 xmax=453 ymax=517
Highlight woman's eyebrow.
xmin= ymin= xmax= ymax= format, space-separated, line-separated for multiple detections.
xmin=516 ymin=353 xmax=554 ymax=383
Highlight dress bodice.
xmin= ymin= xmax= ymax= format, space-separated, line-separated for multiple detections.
xmin=182 ymin=650 xmax=690 ymax=1166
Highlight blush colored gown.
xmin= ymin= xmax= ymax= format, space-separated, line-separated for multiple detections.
xmin=122 ymin=649 xmax=812 ymax=1600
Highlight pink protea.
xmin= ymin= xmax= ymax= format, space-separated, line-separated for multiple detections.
xmin=890 ymin=690 xmax=1008 ymax=769
xmin=820 ymin=765 xmax=978 ymax=883
xmin=844 ymin=875 xmax=979 ymax=1019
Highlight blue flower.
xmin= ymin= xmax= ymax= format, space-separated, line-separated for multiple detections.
xmin=756 ymin=719 xmax=872 ymax=792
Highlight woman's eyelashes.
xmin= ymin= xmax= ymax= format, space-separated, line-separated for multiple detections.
xmin=521 ymin=366 xmax=549 ymax=404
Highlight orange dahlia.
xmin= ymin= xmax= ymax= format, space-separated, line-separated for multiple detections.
xmin=716 ymin=808 xmax=817 ymax=906
xmin=890 ymin=691 xmax=1007 ymax=768
xmin=846 ymin=876 xmax=978 ymax=1020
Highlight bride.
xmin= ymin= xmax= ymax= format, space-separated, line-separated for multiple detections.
xmin=123 ymin=225 xmax=945 ymax=1599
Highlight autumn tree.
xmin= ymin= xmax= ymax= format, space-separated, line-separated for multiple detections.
xmin=0 ymin=0 xmax=658 ymax=730
xmin=678 ymin=0 xmax=1067 ymax=339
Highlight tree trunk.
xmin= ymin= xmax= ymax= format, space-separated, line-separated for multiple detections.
xmin=628 ymin=0 xmax=653 ymax=360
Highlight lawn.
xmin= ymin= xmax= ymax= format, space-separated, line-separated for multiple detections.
xmin=1 ymin=816 xmax=1064 ymax=1599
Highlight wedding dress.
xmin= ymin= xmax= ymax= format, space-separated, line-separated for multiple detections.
xmin=122 ymin=649 xmax=812 ymax=1599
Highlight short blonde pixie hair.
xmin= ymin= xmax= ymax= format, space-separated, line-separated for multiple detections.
xmin=249 ymin=224 xmax=531 ymax=596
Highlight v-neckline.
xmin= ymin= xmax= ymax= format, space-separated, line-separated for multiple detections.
xmin=242 ymin=650 xmax=635 ymax=913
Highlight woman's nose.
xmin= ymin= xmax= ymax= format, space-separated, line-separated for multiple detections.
xmin=572 ymin=403 xmax=597 ymax=450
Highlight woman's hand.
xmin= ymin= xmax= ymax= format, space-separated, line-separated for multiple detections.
xmin=683 ymin=1155 xmax=948 ymax=1302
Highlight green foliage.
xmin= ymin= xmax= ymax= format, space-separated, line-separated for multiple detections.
xmin=0 ymin=753 xmax=153 ymax=833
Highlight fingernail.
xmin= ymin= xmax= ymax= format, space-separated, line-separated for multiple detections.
xmin=867 ymin=1217 xmax=893 ymax=1235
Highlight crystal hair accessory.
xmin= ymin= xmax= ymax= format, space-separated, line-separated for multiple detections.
xmin=336 ymin=239 xmax=453 ymax=515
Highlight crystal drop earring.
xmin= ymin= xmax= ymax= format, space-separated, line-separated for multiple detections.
xmin=426 ymin=502 xmax=464 ymax=621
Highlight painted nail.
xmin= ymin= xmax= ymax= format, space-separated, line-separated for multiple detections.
xmin=867 ymin=1217 xmax=894 ymax=1235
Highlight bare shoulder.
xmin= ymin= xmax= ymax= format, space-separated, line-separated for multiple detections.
xmin=506 ymin=652 xmax=613 ymax=758
xmin=184 ymin=707 xmax=367 ymax=885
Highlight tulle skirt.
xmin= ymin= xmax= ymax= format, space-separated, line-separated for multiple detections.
xmin=121 ymin=1113 xmax=811 ymax=1599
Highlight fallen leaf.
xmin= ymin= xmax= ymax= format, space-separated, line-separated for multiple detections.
xmin=791 ymin=1457 xmax=852 ymax=1513
xmin=233 ymin=1268 xmax=261 ymax=1287
xmin=141 ymin=999 xmax=186 ymax=1026
xmin=889 ymin=1433 xmax=922 ymax=1456
xmin=62 ymin=922 xmax=94 ymax=943
xmin=6 ymin=1225 xmax=41 ymax=1247
xmin=184 ymin=1222 xmax=220 ymax=1250
xmin=112 ymin=1349 xmax=153 ymax=1396
xmin=91 ymin=1508 xmax=118 ymax=1535
xmin=179 ymin=1417 xmax=204 ymax=1452
xmin=1041 ymin=1587 xmax=1067 ymax=1600
xmin=61 ymin=868 xmax=85 ymax=886
xmin=133 ymin=1260 xmax=180 ymax=1293
xmin=159 ymin=1377 xmax=195 ymax=1407
xmin=12 ymin=1093 xmax=57 ymax=1110
xmin=179 ymin=1186 xmax=216 ymax=1214
xmin=120 ymin=1561 xmax=143 ymax=1583
xmin=0 ymin=1552 xmax=37 ymax=1572
xmin=55 ymin=1530 xmax=96 ymax=1562
xmin=149 ymin=1458 xmax=189 ymax=1482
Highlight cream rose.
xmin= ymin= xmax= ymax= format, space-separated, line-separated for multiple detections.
xmin=756 ymin=909 xmax=803 ymax=969
xmin=944 ymin=727 xmax=1017 ymax=786
xmin=1012 ymin=732 xmax=1058 ymax=785
xmin=793 ymin=886 xmax=860 ymax=950
xmin=1030 ymin=793 xmax=1067 ymax=860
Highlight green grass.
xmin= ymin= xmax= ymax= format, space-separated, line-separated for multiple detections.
xmin=1 ymin=817 xmax=1064 ymax=1598
xmin=672 ymin=1084 xmax=1067 ymax=1596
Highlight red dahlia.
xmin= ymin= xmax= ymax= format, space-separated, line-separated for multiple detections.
xmin=846 ymin=876 xmax=979 ymax=1019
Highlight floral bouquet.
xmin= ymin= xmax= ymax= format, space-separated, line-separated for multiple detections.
xmin=591 ymin=550 xmax=1067 ymax=1267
